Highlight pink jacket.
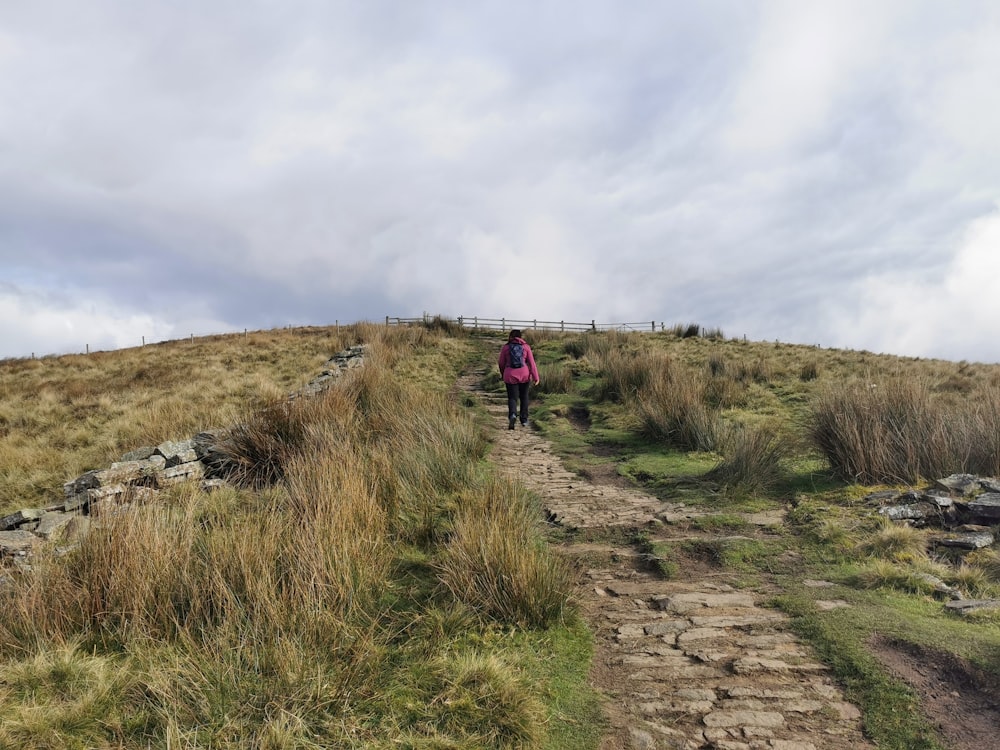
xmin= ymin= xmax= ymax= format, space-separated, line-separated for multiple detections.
xmin=498 ymin=338 xmax=539 ymax=384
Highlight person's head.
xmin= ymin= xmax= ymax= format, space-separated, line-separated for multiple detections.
xmin=508 ymin=329 xmax=521 ymax=341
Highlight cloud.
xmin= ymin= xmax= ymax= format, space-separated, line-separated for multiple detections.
xmin=823 ymin=206 xmax=1000 ymax=362
xmin=1 ymin=1 xmax=1000 ymax=360
xmin=0 ymin=283 xmax=178 ymax=357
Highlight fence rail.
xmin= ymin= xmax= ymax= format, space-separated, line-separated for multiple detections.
xmin=385 ymin=315 xmax=672 ymax=333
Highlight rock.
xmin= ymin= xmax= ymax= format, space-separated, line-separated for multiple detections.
xmin=967 ymin=493 xmax=1000 ymax=522
xmin=155 ymin=439 xmax=198 ymax=467
xmin=0 ymin=508 xmax=45 ymax=531
xmin=158 ymin=461 xmax=206 ymax=486
xmin=103 ymin=456 xmax=167 ymax=484
xmin=119 ymin=446 xmax=156 ymax=462
xmin=653 ymin=592 xmax=755 ymax=613
xmin=923 ymin=493 xmax=954 ymax=508
xmin=34 ymin=512 xmax=76 ymax=541
xmin=915 ymin=573 xmax=963 ymax=600
xmin=0 ymin=530 xmax=42 ymax=556
xmin=945 ymin=599 xmax=1000 ymax=614
xmin=702 ymin=710 xmax=785 ymax=728
xmin=935 ymin=474 xmax=980 ymax=495
xmin=879 ymin=504 xmax=928 ymax=521
xmin=934 ymin=531 xmax=994 ymax=550
xmin=979 ymin=478 xmax=1000 ymax=494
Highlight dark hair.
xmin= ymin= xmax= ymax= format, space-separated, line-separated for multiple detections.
xmin=509 ymin=329 xmax=521 ymax=339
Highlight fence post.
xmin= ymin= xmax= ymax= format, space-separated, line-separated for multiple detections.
xmin=591 ymin=320 xmax=596 ymax=331
xmin=533 ymin=319 xmax=537 ymax=329
xmin=474 ymin=316 xmax=478 ymax=330
xmin=651 ymin=321 xmax=655 ymax=332
xmin=141 ymin=336 xmax=145 ymax=347
xmin=501 ymin=318 xmax=505 ymax=330
xmin=86 ymin=344 xmax=89 ymax=355
xmin=457 ymin=316 xmax=463 ymax=328
xmin=244 ymin=328 xmax=248 ymax=339
xmin=385 ymin=316 xmax=389 ymax=326
xmin=561 ymin=320 xmax=564 ymax=332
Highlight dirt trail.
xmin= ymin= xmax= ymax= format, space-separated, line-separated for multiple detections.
xmin=458 ymin=366 xmax=875 ymax=750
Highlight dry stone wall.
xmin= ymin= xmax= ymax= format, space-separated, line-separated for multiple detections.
xmin=0 ymin=345 xmax=366 ymax=570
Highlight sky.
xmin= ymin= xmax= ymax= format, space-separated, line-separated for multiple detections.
xmin=3 ymin=1 xmax=1000 ymax=362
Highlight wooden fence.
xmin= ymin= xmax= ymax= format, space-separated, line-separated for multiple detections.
xmin=385 ymin=315 xmax=669 ymax=333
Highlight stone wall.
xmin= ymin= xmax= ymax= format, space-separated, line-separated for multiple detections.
xmin=0 ymin=345 xmax=366 ymax=571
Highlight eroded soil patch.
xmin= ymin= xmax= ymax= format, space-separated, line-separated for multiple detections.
xmin=871 ymin=637 xmax=1000 ymax=750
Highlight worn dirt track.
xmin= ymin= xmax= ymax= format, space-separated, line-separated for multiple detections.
xmin=458 ymin=366 xmax=875 ymax=750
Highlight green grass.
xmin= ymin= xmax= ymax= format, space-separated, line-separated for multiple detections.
xmin=498 ymin=328 xmax=1000 ymax=748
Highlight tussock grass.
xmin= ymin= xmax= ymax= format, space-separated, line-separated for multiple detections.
xmin=708 ymin=422 xmax=788 ymax=493
xmin=858 ymin=518 xmax=929 ymax=563
xmin=634 ymin=365 xmax=719 ymax=451
xmin=439 ymin=475 xmax=571 ymax=628
xmin=536 ymin=362 xmax=574 ymax=394
xmin=810 ymin=376 xmax=1000 ymax=483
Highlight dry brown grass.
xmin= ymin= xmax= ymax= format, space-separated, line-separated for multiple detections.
xmin=438 ymin=475 xmax=571 ymax=628
xmin=0 ymin=326 xmax=356 ymax=513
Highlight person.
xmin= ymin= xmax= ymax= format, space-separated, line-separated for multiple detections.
xmin=498 ymin=329 xmax=540 ymax=430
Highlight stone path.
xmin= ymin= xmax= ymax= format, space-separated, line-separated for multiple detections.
xmin=458 ymin=367 xmax=875 ymax=750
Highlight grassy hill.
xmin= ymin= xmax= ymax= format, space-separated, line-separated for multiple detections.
xmin=2 ymin=321 xmax=1000 ymax=748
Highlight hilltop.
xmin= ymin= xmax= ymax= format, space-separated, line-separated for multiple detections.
xmin=1 ymin=321 xmax=999 ymax=748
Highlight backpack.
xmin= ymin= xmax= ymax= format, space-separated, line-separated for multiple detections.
xmin=509 ymin=342 xmax=525 ymax=369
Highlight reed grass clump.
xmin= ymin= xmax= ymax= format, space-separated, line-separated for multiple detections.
xmin=438 ymin=476 xmax=571 ymax=628
xmin=809 ymin=376 xmax=1000 ymax=483
xmin=858 ymin=517 xmax=929 ymax=563
xmin=635 ymin=366 xmax=719 ymax=451
xmin=708 ymin=423 xmax=788 ymax=493
xmin=535 ymin=362 xmax=574 ymax=394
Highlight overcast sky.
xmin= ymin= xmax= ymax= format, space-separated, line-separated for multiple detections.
xmin=3 ymin=1 xmax=1000 ymax=362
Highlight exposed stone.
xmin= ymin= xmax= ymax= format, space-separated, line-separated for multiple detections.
xmin=935 ymin=473 xmax=980 ymax=495
xmin=654 ymin=592 xmax=756 ymax=613
xmin=35 ymin=512 xmax=76 ymax=541
xmin=923 ymin=493 xmax=954 ymax=508
xmin=702 ymin=710 xmax=785 ymax=728
xmin=933 ymin=530 xmax=994 ymax=549
xmin=155 ymin=439 xmax=198 ymax=467
xmin=980 ymin=478 xmax=1000 ymax=494
xmin=119 ymin=446 xmax=156 ymax=462
xmin=968 ymin=493 xmax=1000 ymax=521
xmin=158 ymin=461 xmax=206 ymax=486
xmin=0 ymin=508 xmax=46 ymax=531
xmin=945 ymin=599 xmax=1000 ymax=614
xmin=0 ymin=530 xmax=43 ymax=556
xmin=878 ymin=504 xmax=929 ymax=521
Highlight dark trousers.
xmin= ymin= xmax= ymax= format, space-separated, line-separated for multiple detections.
xmin=506 ymin=382 xmax=530 ymax=423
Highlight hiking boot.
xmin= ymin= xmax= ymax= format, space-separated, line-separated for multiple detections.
xmin=508 ymin=416 xmax=516 ymax=430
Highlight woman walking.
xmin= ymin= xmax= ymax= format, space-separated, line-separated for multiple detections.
xmin=498 ymin=329 xmax=540 ymax=429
